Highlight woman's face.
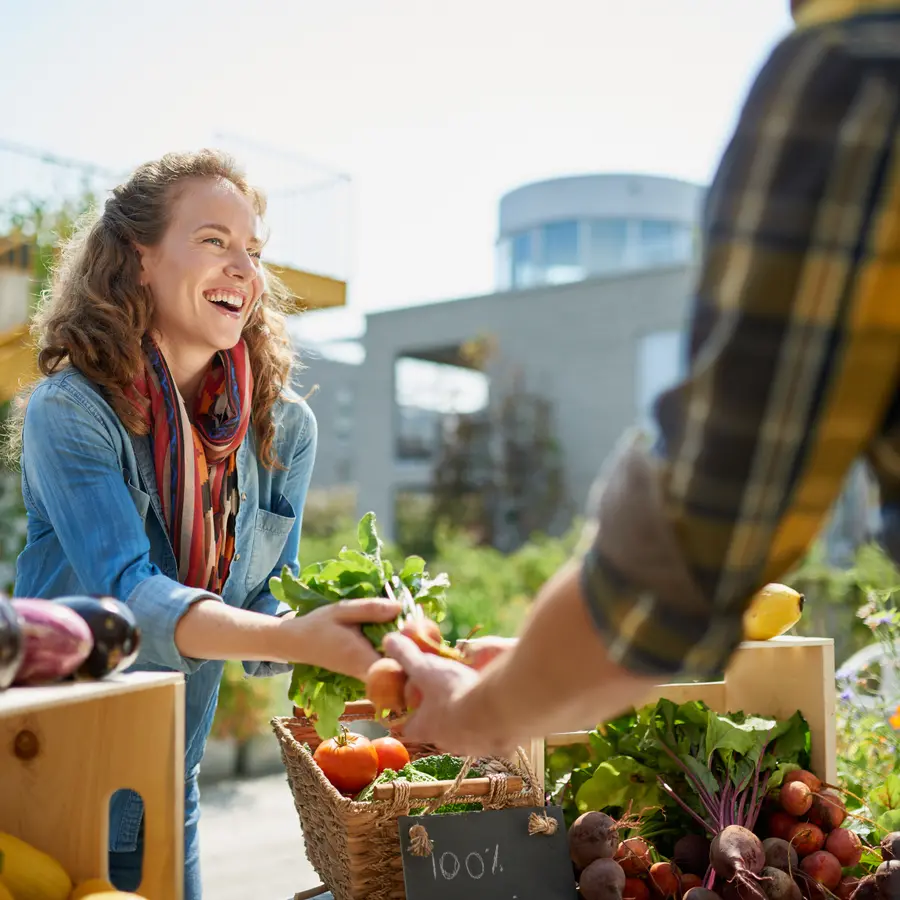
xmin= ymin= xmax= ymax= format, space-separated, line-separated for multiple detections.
xmin=138 ymin=177 xmax=265 ymax=366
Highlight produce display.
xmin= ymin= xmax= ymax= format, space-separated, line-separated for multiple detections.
xmin=269 ymin=512 xmax=467 ymax=739
xmin=548 ymin=699 xmax=900 ymax=900
xmin=0 ymin=595 xmax=142 ymax=691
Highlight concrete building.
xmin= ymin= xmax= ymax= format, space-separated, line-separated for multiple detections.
xmin=351 ymin=173 xmax=706 ymax=540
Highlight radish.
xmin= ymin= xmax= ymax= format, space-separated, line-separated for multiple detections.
xmin=882 ymin=833 xmax=900 ymax=862
xmin=808 ymin=790 xmax=846 ymax=831
xmin=675 ymin=834 xmax=712 ymax=876
xmin=579 ymin=857 xmax=626 ymax=900
xmin=876 ymin=860 xmax=900 ymax=900
xmin=616 ymin=838 xmax=652 ymax=876
xmin=825 ymin=828 xmax=862 ymax=868
xmin=837 ymin=877 xmax=859 ymax=900
xmin=760 ymin=866 xmax=802 ymax=900
xmin=769 ymin=813 xmax=799 ymax=842
xmin=624 ymin=877 xmax=651 ymax=900
xmin=710 ymin=826 xmax=767 ymax=899
xmin=780 ymin=782 xmax=813 ymax=817
xmin=788 ymin=823 xmax=825 ymax=857
xmin=799 ymin=851 xmax=842 ymax=891
xmin=569 ymin=811 xmax=619 ymax=869
xmin=649 ymin=861 xmax=681 ymax=898
xmin=763 ymin=838 xmax=798 ymax=873
xmin=783 ymin=770 xmax=822 ymax=795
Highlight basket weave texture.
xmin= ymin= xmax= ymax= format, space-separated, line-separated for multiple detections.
xmin=272 ymin=711 xmax=542 ymax=900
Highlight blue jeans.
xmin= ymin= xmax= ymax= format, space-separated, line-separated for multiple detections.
xmin=108 ymin=775 xmax=202 ymax=900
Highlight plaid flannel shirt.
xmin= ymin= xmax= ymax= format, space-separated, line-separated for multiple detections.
xmin=580 ymin=0 xmax=900 ymax=679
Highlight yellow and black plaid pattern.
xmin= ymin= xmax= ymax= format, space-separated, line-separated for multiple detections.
xmin=580 ymin=1 xmax=900 ymax=679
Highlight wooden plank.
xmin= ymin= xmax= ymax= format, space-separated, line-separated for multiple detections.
xmin=372 ymin=776 xmax=524 ymax=801
xmin=0 ymin=673 xmax=185 ymax=899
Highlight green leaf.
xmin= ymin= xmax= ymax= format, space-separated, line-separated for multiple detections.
xmin=870 ymin=776 xmax=900 ymax=815
xmin=357 ymin=511 xmax=382 ymax=557
xmin=269 ymin=573 xmax=287 ymax=603
xmin=683 ymin=755 xmax=720 ymax=797
xmin=575 ymin=755 xmax=661 ymax=813
xmin=279 ymin=579 xmax=333 ymax=615
xmin=400 ymin=555 xmax=426 ymax=581
xmin=877 ymin=809 xmax=900 ymax=835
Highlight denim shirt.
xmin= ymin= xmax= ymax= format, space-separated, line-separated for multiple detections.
xmin=14 ymin=367 xmax=317 ymax=852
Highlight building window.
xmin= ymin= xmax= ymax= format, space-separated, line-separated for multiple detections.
xmin=587 ymin=219 xmax=629 ymax=274
xmin=636 ymin=329 xmax=688 ymax=433
xmin=540 ymin=220 xmax=582 ymax=284
xmin=636 ymin=220 xmax=693 ymax=267
xmin=512 ymin=231 xmax=538 ymax=289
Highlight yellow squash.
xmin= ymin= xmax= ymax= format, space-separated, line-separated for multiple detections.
xmin=69 ymin=879 xmax=118 ymax=899
xmin=74 ymin=893 xmax=146 ymax=899
xmin=0 ymin=879 xmax=14 ymax=900
xmin=742 ymin=582 xmax=805 ymax=640
xmin=0 ymin=831 xmax=72 ymax=900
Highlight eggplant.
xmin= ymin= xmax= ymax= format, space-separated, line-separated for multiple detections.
xmin=0 ymin=595 xmax=24 ymax=690
xmin=53 ymin=596 xmax=141 ymax=679
xmin=12 ymin=599 xmax=94 ymax=685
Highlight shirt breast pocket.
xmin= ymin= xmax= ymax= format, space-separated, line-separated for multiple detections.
xmin=245 ymin=493 xmax=297 ymax=593
xmin=125 ymin=480 xmax=151 ymax=522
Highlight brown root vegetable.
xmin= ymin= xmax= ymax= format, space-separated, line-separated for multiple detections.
xmin=788 ymin=823 xmax=825 ymax=858
xmin=684 ymin=891 xmax=722 ymax=900
xmin=882 ymin=833 xmax=900 ymax=863
xmin=876 ymin=860 xmax=900 ymax=900
xmin=398 ymin=616 xmax=444 ymax=653
xmin=649 ymin=861 xmax=682 ymax=898
xmin=837 ymin=877 xmax=859 ymax=900
xmin=364 ymin=657 xmax=409 ymax=713
xmin=769 ymin=813 xmax=800 ymax=842
xmin=681 ymin=874 xmax=704 ymax=896
xmin=763 ymin=838 xmax=799 ymax=873
xmin=580 ymin=858 xmax=627 ymax=900
xmin=824 ymin=828 xmax=862 ymax=868
xmin=674 ymin=834 xmax=712 ymax=876
xmin=710 ymin=827 xmax=767 ymax=900
xmin=624 ymin=877 xmax=651 ymax=900
xmin=760 ymin=866 xmax=802 ymax=900
xmin=807 ymin=790 xmax=846 ymax=831
xmin=780 ymin=782 xmax=813 ymax=817
xmin=569 ymin=811 xmax=619 ymax=869
xmin=783 ymin=770 xmax=823 ymax=795
xmin=851 ymin=874 xmax=879 ymax=900
xmin=799 ymin=851 xmax=842 ymax=891
xmin=616 ymin=838 xmax=653 ymax=876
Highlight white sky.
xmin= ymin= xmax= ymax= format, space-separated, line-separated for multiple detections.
xmin=2 ymin=0 xmax=793 ymax=344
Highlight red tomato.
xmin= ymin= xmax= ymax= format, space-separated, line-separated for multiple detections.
xmin=371 ymin=736 xmax=411 ymax=774
xmin=313 ymin=731 xmax=379 ymax=794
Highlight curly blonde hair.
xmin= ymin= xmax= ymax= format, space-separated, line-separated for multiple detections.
xmin=20 ymin=149 xmax=297 ymax=469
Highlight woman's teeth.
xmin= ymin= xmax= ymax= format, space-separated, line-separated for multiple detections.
xmin=205 ymin=291 xmax=244 ymax=309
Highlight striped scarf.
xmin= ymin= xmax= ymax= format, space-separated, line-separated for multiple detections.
xmin=128 ymin=336 xmax=254 ymax=594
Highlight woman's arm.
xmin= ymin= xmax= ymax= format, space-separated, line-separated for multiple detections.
xmin=22 ymin=381 xmax=398 ymax=680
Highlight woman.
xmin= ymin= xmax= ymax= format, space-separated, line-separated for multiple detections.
xmin=12 ymin=149 xmax=400 ymax=898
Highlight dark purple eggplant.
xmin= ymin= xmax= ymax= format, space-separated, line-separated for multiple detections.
xmin=0 ymin=595 xmax=24 ymax=690
xmin=53 ymin=595 xmax=141 ymax=679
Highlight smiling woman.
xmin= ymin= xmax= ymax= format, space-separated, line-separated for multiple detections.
xmin=8 ymin=150 xmax=401 ymax=900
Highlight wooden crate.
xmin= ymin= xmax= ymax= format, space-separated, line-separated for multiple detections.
xmin=531 ymin=636 xmax=836 ymax=791
xmin=0 ymin=671 xmax=185 ymax=899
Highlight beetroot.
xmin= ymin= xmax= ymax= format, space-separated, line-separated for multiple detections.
xmin=616 ymin=837 xmax=652 ymax=876
xmin=788 ymin=823 xmax=825 ymax=857
xmin=783 ymin=770 xmax=822 ymax=795
xmin=882 ymin=833 xmax=900 ymax=863
xmin=580 ymin=857 xmax=627 ymax=900
xmin=570 ymin=812 xmax=619 ymax=869
xmin=851 ymin=875 xmax=879 ymax=900
xmin=808 ymin=790 xmax=846 ymax=831
xmin=711 ymin=826 xmax=767 ymax=900
xmin=780 ymin=782 xmax=813 ymax=817
xmin=624 ymin=877 xmax=650 ymax=900
xmin=799 ymin=851 xmax=842 ymax=891
xmin=825 ymin=828 xmax=862 ymax=868
xmin=763 ymin=838 xmax=798 ymax=873
xmin=837 ymin=877 xmax=859 ymax=900
xmin=683 ymin=875 xmax=704 ymax=894
xmin=675 ymin=834 xmax=712 ymax=876
xmin=684 ymin=891 xmax=722 ymax=900
xmin=760 ymin=865 xmax=802 ymax=900
xmin=769 ymin=813 xmax=800 ymax=842
xmin=649 ymin=861 xmax=681 ymax=898
xmin=11 ymin=599 xmax=93 ymax=685
xmin=876 ymin=860 xmax=900 ymax=900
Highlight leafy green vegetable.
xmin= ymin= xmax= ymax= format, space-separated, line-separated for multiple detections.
xmin=272 ymin=512 xmax=451 ymax=739
xmin=354 ymin=756 xmax=483 ymax=813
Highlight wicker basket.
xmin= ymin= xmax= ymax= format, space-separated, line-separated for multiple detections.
xmin=272 ymin=704 xmax=545 ymax=900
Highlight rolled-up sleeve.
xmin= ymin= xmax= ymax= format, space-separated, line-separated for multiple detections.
xmin=21 ymin=380 xmax=216 ymax=675
xmin=579 ymin=20 xmax=900 ymax=678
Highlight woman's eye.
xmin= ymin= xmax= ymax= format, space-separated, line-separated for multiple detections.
xmin=249 ymin=249 xmax=262 ymax=260
xmin=203 ymin=237 xmax=225 ymax=247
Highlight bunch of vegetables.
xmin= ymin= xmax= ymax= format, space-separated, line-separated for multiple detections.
xmin=0 ymin=594 xmax=141 ymax=690
xmin=270 ymin=512 xmax=468 ymax=739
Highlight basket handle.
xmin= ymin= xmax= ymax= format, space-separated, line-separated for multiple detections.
xmin=371 ymin=775 xmax=524 ymax=800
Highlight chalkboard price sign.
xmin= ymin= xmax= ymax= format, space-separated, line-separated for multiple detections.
xmin=398 ymin=805 xmax=577 ymax=900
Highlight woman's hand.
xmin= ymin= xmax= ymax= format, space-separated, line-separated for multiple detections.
xmin=278 ymin=598 xmax=402 ymax=681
